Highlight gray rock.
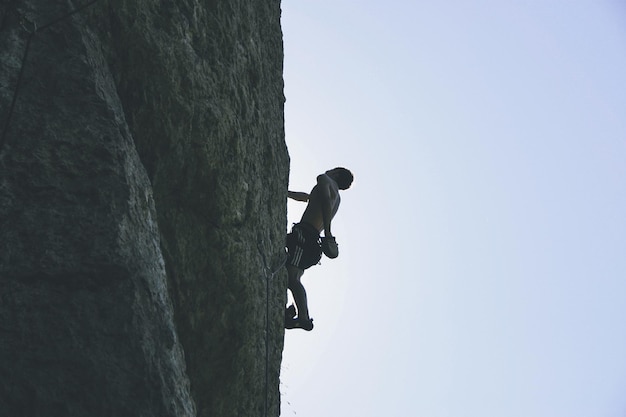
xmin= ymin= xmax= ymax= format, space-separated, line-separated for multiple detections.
xmin=1 ymin=0 xmax=288 ymax=416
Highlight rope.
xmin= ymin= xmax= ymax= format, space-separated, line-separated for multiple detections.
xmin=0 ymin=0 xmax=100 ymax=154
xmin=258 ymin=246 xmax=288 ymax=417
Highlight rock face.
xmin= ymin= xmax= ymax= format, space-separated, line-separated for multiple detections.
xmin=0 ymin=1 xmax=288 ymax=416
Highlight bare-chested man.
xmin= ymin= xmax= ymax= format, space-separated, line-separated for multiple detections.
xmin=285 ymin=167 xmax=354 ymax=331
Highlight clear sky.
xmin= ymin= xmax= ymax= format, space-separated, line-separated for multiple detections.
xmin=279 ymin=1 xmax=626 ymax=416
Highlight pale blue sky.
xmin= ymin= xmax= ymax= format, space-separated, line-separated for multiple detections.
xmin=280 ymin=1 xmax=626 ymax=416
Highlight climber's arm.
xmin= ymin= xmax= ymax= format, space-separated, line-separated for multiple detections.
xmin=288 ymin=191 xmax=309 ymax=202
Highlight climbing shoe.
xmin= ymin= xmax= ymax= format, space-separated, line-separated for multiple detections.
xmin=285 ymin=316 xmax=314 ymax=331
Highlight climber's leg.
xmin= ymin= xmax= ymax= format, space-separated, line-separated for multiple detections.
xmin=287 ymin=264 xmax=309 ymax=320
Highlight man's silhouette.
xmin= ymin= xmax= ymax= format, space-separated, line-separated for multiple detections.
xmin=285 ymin=167 xmax=354 ymax=331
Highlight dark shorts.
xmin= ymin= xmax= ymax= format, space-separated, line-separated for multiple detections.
xmin=286 ymin=222 xmax=322 ymax=270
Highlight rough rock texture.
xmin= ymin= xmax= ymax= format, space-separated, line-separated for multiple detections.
xmin=0 ymin=1 xmax=288 ymax=416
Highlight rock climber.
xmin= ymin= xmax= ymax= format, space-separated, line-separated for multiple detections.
xmin=284 ymin=167 xmax=354 ymax=331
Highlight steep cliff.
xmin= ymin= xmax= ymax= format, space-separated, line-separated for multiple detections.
xmin=0 ymin=1 xmax=288 ymax=416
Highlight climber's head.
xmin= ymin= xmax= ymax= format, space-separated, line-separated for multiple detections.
xmin=326 ymin=167 xmax=353 ymax=190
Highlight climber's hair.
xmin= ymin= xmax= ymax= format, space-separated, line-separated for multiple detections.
xmin=330 ymin=167 xmax=354 ymax=190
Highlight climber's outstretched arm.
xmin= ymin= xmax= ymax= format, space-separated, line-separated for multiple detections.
xmin=288 ymin=191 xmax=309 ymax=202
